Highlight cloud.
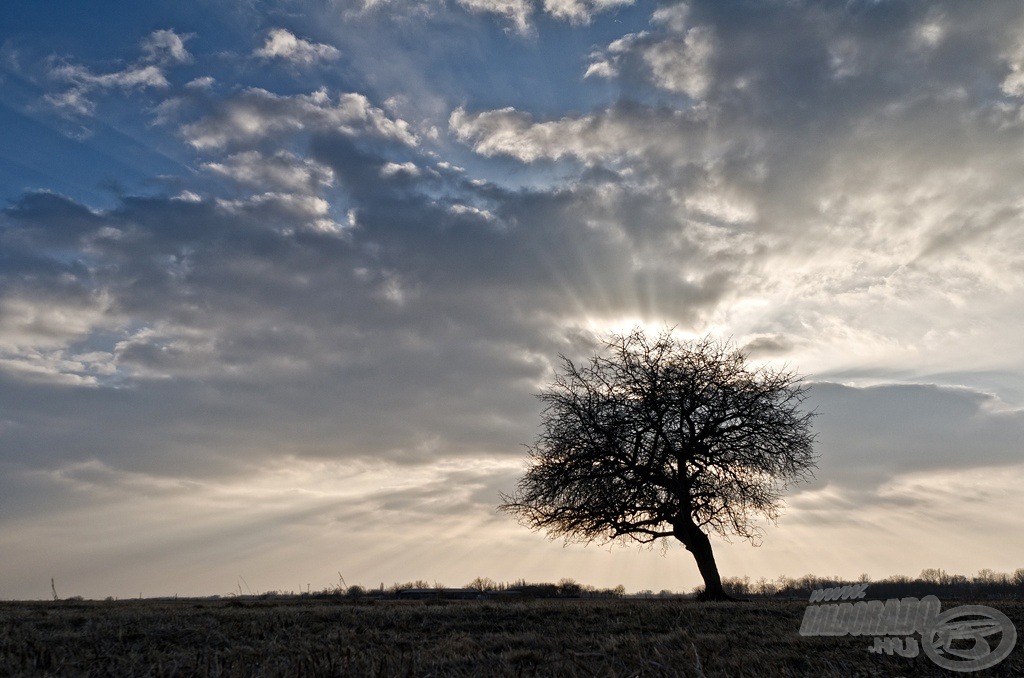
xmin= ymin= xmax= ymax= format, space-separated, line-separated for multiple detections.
xmin=540 ymin=0 xmax=634 ymax=25
xmin=141 ymin=29 xmax=193 ymax=64
xmin=448 ymin=203 xmax=494 ymax=221
xmin=741 ymin=334 xmax=794 ymax=358
xmin=586 ymin=22 xmax=715 ymax=99
xmin=202 ymin=150 xmax=335 ymax=193
xmin=49 ymin=63 xmax=169 ymax=90
xmin=0 ymin=291 xmax=120 ymax=387
xmin=805 ymin=383 xmax=1024 ymax=486
xmin=1 ymin=179 xmax=556 ymax=456
xmin=182 ymin=88 xmax=418 ymax=149
xmin=1001 ymin=34 xmax=1024 ymax=97
xmin=254 ymin=29 xmax=340 ymax=65
xmin=5 ymin=0 xmax=1024 ymax=599
xmin=455 ymin=0 xmax=533 ymax=34
xmin=45 ymin=64 xmax=168 ymax=115
xmin=380 ymin=161 xmax=420 ymax=177
xmin=0 ymin=295 xmax=115 ymax=354
xmin=449 ymin=103 xmax=709 ymax=165
xmin=185 ymin=76 xmax=215 ymax=90
xmin=216 ymin=191 xmax=344 ymax=233
xmin=450 ymin=106 xmax=583 ymax=162
xmin=640 ymin=25 xmax=714 ymax=98
xmin=4 ymin=379 xmax=1024 ymax=598
xmin=43 ymin=29 xmax=191 ymax=116
xmin=708 ymin=460 xmax=1024 ymax=583
xmin=355 ymin=0 xmax=637 ymax=33
xmin=451 ymin=1 xmax=1024 ymax=385
xmin=1 ymin=134 xmax=745 ymax=486
xmin=0 ymin=454 xmax=533 ymax=598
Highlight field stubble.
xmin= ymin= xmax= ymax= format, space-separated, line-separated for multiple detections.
xmin=1 ymin=597 xmax=1021 ymax=677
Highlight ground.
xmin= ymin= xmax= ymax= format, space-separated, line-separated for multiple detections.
xmin=2 ymin=597 xmax=1021 ymax=676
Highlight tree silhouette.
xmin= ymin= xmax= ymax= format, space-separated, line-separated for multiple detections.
xmin=500 ymin=328 xmax=817 ymax=600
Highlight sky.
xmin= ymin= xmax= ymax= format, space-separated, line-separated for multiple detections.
xmin=1 ymin=0 xmax=1023 ymax=600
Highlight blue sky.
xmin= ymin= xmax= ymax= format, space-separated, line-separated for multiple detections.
xmin=2 ymin=0 xmax=1024 ymax=599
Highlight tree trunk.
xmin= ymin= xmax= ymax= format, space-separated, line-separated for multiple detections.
xmin=674 ymin=516 xmax=739 ymax=601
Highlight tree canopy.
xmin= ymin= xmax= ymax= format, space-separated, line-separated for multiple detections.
xmin=499 ymin=328 xmax=817 ymax=600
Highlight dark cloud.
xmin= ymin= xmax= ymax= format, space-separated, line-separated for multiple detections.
xmin=805 ymin=382 xmax=1024 ymax=490
xmin=742 ymin=334 xmax=794 ymax=357
xmin=3 ymin=190 xmax=103 ymax=245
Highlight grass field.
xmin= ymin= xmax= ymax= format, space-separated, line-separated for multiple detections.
xmin=2 ymin=597 xmax=1021 ymax=676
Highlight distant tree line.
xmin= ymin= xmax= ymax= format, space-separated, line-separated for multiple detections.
xmin=713 ymin=568 xmax=1024 ymax=601
xmin=294 ymin=567 xmax=1024 ymax=602
xmin=44 ymin=568 xmax=1024 ymax=602
xmin=328 ymin=577 xmax=627 ymax=600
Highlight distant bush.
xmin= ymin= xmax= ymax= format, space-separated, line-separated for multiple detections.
xmin=345 ymin=585 xmax=366 ymax=598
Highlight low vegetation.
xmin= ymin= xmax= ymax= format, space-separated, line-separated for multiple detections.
xmin=5 ymin=569 xmax=1021 ymax=676
xmin=2 ymin=591 xmax=1021 ymax=676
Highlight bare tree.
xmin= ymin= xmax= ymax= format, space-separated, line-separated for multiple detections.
xmin=499 ymin=328 xmax=817 ymax=601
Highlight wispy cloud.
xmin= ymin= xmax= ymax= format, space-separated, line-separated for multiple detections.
xmin=43 ymin=29 xmax=191 ymax=116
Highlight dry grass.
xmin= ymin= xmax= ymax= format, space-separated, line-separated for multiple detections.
xmin=1 ymin=597 xmax=1021 ymax=676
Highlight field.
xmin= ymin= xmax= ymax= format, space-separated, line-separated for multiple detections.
xmin=2 ymin=597 xmax=1021 ymax=677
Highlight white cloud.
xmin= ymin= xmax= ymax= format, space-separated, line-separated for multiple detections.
xmin=448 ymin=203 xmax=495 ymax=220
xmin=584 ymin=20 xmax=715 ymax=98
xmin=141 ymin=29 xmax=192 ymax=64
xmin=449 ymin=104 xmax=707 ymax=164
xmin=151 ymin=96 xmax=185 ymax=126
xmin=542 ymin=0 xmax=633 ymax=25
xmin=650 ymin=3 xmax=690 ymax=32
xmin=641 ymin=26 xmax=714 ymax=98
xmin=0 ymin=293 xmax=121 ymax=385
xmin=456 ymin=0 xmax=533 ymax=34
xmin=380 ymin=161 xmax=420 ymax=177
xmin=203 ymin=150 xmax=335 ymax=192
xmin=540 ymin=0 xmax=588 ymax=24
xmin=450 ymin=106 xmax=593 ymax=162
xmin=912 ymin=15 xmax=947 ymax=51
xmin=48 ymin=63 xmax=169 ymax=91
xmin=215 ymin=192 xmax=343 ymax=234
xmin=186 ymin=76 xmax=215 ymax=89
xmin=254 ymin=29 xmax=340 ymax=65
xmin=583 ymin=59 xmax=616 ymax=79
xmin=1001 ymin=37 xmax=1024 ymax=98
xmin=183 ymin=88 xmax=418 ymax=149
xmin=0 ymin=295 xmax=113 ymax=353
xmin=42 ymin=87 xmax=95 ymax=116
xmin=352 ymin=0 xmax=637 ymax=32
